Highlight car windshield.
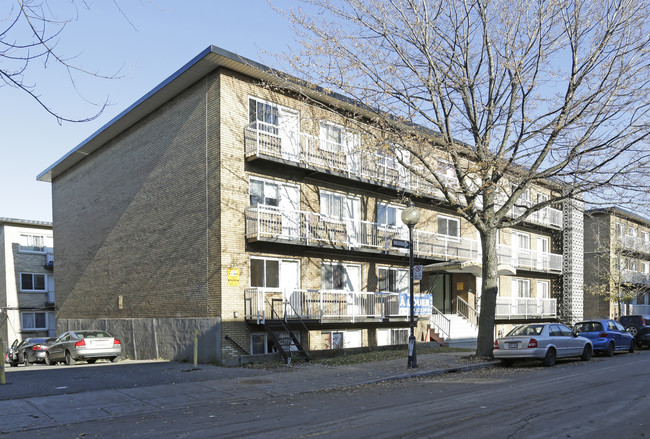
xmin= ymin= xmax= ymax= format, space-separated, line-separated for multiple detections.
xmin=508 ymin=325 xmax=543 ymax=336
xmin=575 ymin=322 xmax=603 ymax=332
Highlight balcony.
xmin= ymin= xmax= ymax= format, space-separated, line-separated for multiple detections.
xmin=621 ymin=270 xmax=650 ymax=286
xmin=495 ymin=297 xmax=557 ymax=319
xmin=245 ymin=205 xmax=563 ymax=273
xmin=244 ymin=122 xmax=563 ymax=230
xmin=244 ymin=288 xmax=431 ymax=323
xmin=619 ymin=234 xmax=650 ymax=255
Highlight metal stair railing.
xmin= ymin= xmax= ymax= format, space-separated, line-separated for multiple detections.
xmin=263 ymin=295 xmax=309 ymax=364
xmin=430 ymin=305 xmax=451 ymax=340
xmin=456 ymin=297 xmax=479 ymax=328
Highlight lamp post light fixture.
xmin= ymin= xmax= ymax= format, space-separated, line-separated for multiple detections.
xmin=401 ymin=200 xmax=420 ymax=368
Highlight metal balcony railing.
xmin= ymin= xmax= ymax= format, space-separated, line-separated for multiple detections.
xmin=245 ymin=205 xmax=564 ymax=273
xmin=621 ymin=270 xmax=650 ymax=285
xmin=495 ymin=297 xmax=557 ymax=319
xmin=244 ymin=122 xmax=563 ymax=229
xmin=619 ymin=234 xmax=650 ymax=255
xmin=244 ymin=288 xmax=430 ymax=323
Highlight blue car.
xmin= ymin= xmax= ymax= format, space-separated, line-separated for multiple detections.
xmin=574 ymin=319 xmax=635 ymax=356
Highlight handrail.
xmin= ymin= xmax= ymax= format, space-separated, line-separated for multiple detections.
xmin=456 ymin=297 xmax=479 ymax=328
xmin=430 ymin=306 xmax=451 ymax=340
xmin=244 ymin=122 xmax=564 ymax=229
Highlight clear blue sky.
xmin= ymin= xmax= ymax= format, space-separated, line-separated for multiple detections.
xmin=1 ymin=1 xmax=295 ymax=222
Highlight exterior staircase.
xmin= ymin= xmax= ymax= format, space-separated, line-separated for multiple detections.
xmin=430 ymin=313 xmax=478 ymax=349
xmin=264 ymin=321 xmax=310 ymax=364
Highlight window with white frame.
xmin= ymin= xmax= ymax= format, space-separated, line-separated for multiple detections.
xmin=21 ymin=311 xmax=47 ymax=330
xmin=642 ymin=231 xmax=650 ymax=243
xmin=512 ymin=279 xmax=531 ymax=298
xmin=319 ymin=122 xmax=344 ymax=152
xmin=616 ymin=223 xmax=625 ymax=239
xmin=438 ymin=215 xmax=460 ymax=239
xmin=321 ymin=263 xmax=359 ymax=291
xmin=630 ymin=259 xmax=639 ymax=272
xmin=642 ymin=261 xmax=649 ymax=274
xmin=20 ymin=273 xmax=46 ymax=292
xmin=512 ymin=231 xmax=531 ymax=249
xmin=536 ymin=193 xmax=549 ymax=204
xmin=249 ymin=97 xmax=279 ymax=135
xmin=377 ymin=203 xmax=403 ymax=228
xmin=250 ymin=257 xmax=280 ymax=288
xmin=320 ymin=191 xmax=345 ymax=219
xmin=378 ymin=267 xmax=408 ymax=294
xmin=628 ymin=226 xmax=638 ymax=237
xmin=19 ymin=234 xmax=46 ymax=253
xmin=250 ymin=178 xmax=279 ymax=207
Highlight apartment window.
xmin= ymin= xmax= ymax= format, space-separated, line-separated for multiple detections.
xmin=250 ymin=178 xmax=279 ymax=207
xmin=321 ymin=263 xmax=360 ymax=291
xmin=377 ymin=203 xmax=404 ymax=228
xmin=437 ymin=160 xmax=456 ymax=181
xmin=512 ymin=278 xmax=531 ymax=298
xmin=21 ymin=312 xmax=47 ymax=330
xmin=251 ymin=334 xmax=268 ymax=355
xmin=319 ymin=122 xmax=344 ymax=152
xmin=438 ymin=215 xmax=460 ymax=239
xmin=19 ymin=234 xmax=45 ymax=253
xmin=250 ymin=258 xmax=279 ymax=288
xmin=628 ymin=226 xmax=638 ymax=237
xmin=320 ymin=191 xmax=345 ymax=219
xmin=642 ymin=231 xmax=650 ymax=243
xmin=616 ymin=223 xmax=625 ymax=239
xmin=536 ymin=193 xmax=549 ymax=204
xmin=249 ymin=98 xmax=279 ymax=135
xmin=642 ymin=262 xmax=649 ymax=274
xmin=20 ymin=273 xmax=46 ymax=292
xmin=629 ymin=259 xmax=639 ymax=272
xmin=378 ymin=267 xmax=408 ymax=294
xmin=513 ymin=231 xmax=531 ymax=249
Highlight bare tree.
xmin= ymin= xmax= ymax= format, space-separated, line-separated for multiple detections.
xmin=274 ymin=0 xmax=650 ymax=357
xmin=1 ymin=0 xmax=129 ymax=123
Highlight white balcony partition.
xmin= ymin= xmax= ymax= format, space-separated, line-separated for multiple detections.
xmin=495 ymin=297 xmax=557 ymax=319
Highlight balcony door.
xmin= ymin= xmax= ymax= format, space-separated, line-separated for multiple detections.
xmin=536 ymin=237 xmax=550 ymax=270
xmin=250 ymin=177 xmax=300 ymax=239
xmin=321 ymin=191 xmax=361 ymax=247
xmin=280 ymin=259 xmax=301 ymax=316
xmin=279 ymin=107 xmax=300 ymax=161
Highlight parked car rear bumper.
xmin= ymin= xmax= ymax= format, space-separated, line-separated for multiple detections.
xmin=494 ymin=348 xmax=548 ymax=360
xmin=72 ymin=347 xmax=121 ymax=360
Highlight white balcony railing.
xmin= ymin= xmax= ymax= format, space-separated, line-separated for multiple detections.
xmin=244 ymin=288 xmax=431 ymax=322
xmin=245 ymin=205 xmax=563 ymax=273
xmin=619 ymin=234 xmax=650 ymax=254
xmin=621 ymin=270 xmax=650 ymax=285
xmin=245 ymin=122 xmax=564 ymax=229
xmin=495 ymin=297 xmax=557 ymax=319
xmin=622 ymin=304 xmax=650 ymax=315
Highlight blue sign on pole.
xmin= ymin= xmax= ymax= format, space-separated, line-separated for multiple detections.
xmin=399 ymin=293 xmax=432 ymax=315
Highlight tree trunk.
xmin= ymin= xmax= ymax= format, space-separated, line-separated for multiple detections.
xmin=476 ymin=226 xmax=499 ymax=358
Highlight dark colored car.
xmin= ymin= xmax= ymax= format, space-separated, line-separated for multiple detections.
xmin=574 ymin=320 xmax=635 ymax=356
xmin=7 ymin=339 xmax=20 ymax=367
xmin=15 ymin=337 xmax=55 ymax=366
xmin=619 ymin=315 xmax=650 ymax=347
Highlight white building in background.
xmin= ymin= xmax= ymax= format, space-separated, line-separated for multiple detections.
xmin=0 ymin=218 xmax=55 ymax=351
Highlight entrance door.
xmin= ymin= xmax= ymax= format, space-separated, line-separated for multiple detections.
xmin=430 ymin=273 xmax=452 ymax=314
xmin=279 ymin=108 xmax=300 ymax=161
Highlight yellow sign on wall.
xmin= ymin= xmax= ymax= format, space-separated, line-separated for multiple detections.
xmin=456 ymin=281 xmax=464 ymax=291
xmin=228 ymin=268 xmax=239 ymax=286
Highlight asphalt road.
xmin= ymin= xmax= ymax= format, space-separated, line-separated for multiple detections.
xmin=3 ymin=350 xmax=649 ymax=438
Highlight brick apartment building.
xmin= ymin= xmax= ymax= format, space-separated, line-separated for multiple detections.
xmin=584 ymin=207 xmax=650 ymax=319
xmin=0 ymin=218 xmax=55 ymax=352
xmin=38 ymin=46 xmax=583 ymax=364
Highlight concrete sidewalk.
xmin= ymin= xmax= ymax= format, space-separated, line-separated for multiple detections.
xmin=0 ymin=351 xmax=497 ymax=434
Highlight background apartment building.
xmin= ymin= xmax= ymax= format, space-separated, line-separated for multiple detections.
xmin=0 ymin=218 xmax=55 ymax=352
xmin=584 ymin=207 xmax=650 ymax=319
xmin=38 ymin=46 xmax=583 ymax=364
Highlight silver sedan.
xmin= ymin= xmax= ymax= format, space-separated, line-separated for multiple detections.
xmin=45 ymin=330 xmax=122 ymax=365
xmin=493 ymin=323 xmax=593 ymax=367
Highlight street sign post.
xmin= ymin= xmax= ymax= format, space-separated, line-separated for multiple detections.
xmin=392 ymin=238 xmax=409 ymax=249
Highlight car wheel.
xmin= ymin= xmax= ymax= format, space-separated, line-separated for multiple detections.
xmin=9 ymin=361 xmax=18 ymax=367
xmin=626 ymin=325 xmax=639 ymax=337
xmin=110 ymin=356 xmax=119 ymax=363
xmin=500 ymin=359 xmax=514 ymax=367
xmin=629 ymin=339 xmax=635 ymax=353
xmin=581 ymin=344 xmax=592 ymax=361
xmin=543 ymin=348 xmax=556 ymax=367
xmin=23 ymin=355 xmax=31 ymax=367
xmin=45 ymin=352 xmax=53 ymax=366
xmin=605 ymin=342 xmax=615 ymax=357
xmin=65 ymin=350 xmax=76 ymax=366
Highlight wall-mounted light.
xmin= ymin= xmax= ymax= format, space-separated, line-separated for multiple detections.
xmin=234 ymin=311 xmax=239 ymax=318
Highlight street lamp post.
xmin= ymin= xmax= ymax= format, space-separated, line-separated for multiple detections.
xmin=401 ymin=200 xmax=420 ymax=368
